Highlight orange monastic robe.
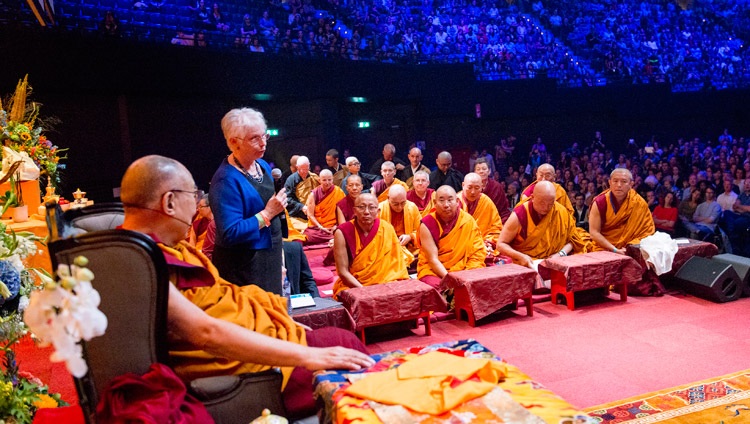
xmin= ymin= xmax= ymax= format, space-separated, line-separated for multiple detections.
xmin=591 ymin=189 xmax=656 ymax=250
xmin=417 ymin=209 xmax=486 ymax=279
xmin=508 ymin=201 xmax=592 ymax=263
xmin=458 ymin=192 xmax=503 ymax=247
xmin=308 ymin=185 xmax=346 ymax=228
xmin=518 ymin=180 xmax=574 ymax=215
xmin=159 ymin=241 xmax=305 ymax=387
xmin=373 ymin=178 xmax=410 ymax=203
xmin=332 ymin=218 xmax=409 ymax=299
xmin=378 ymin=199 xmax=421 ymax=257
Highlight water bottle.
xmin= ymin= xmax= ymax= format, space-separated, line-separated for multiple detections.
xmin=282 ymin=265 xmax=292 ymax=314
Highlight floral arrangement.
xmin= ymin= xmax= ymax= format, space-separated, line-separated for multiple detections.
xmin=0 ymin=75 xmax=66 ymax=186
xmin=0 ymin=223 xmax=60 ymax=424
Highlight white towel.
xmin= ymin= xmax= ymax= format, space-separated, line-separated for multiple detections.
xmin=639 ymin=232 xmax=679 ymax=275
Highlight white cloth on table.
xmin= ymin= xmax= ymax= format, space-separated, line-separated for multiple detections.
xmin=639 ymin=232 xmax=678 ymax=275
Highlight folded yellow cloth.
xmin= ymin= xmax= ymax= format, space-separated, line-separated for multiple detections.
xmin=344 ymin=351 xmax=507 ymax=415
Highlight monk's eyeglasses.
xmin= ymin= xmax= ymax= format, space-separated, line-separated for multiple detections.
xmin=354 ymin=205 xmax=378 ymax=212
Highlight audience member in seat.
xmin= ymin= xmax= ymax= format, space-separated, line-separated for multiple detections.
xmin=589 ymin=169 xmax=655 ymax=253
xmin=401 ymin=147 xmax=431 ymax=189
xmin=677 ymin=188 xmax=702 ymax=237
xmin=429 ymin=151 xmax=464 ymax=192
xmin=372 ymin=161 xmax=409 ymax=202
xmin=652 ymin=192 xmax=678 ymax=234
xmin=417 ymin=185 xmax=486 ymax=289
xmin=368 ymin=143 xmax=407 ymax=178
xmin=518 ymin=163 xmax=574 ymax=214
xmin=457 ymin=173 xmax=503 ymax=256
xmin=498 ymin=181 xmax=592 ymax=269
xmin=325 ymin=148 xmax=347 ymax=187
xmin=378 ymin=185 xmax=421 ymax=260
xmin=341 ymin=156 xmax=377 ymax=194
xmin=303 ymin=169 xmax=345 ymax=245
xmin=336 ymin=174 xmax=363 ymax=224
xmin=407 ymin=170 xmax=435 ymax=217
xmin=284 ymin=156 xmax=320 ymax=220
xmin=721 ymin=178 xmax=750 ymax=256
xmin=474 ymin=157 xmax=511 ymax=222
xmin=120 ymin=155 xmax=373 ymax=420
xmin=684 ymin=187 xmax=722 ymax=241
xmin=332 ymin=193 xmax=409 ymax=299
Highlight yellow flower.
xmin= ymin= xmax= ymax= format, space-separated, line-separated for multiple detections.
xmin=20 ymin=132 xmax=31 ymax=141
xmin=1 ymin=381 xmax=12 ymax=395
xmin=33 ymin=393 xmax=58 ymax=409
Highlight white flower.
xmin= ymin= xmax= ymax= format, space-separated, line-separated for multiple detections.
xmin=23 ymin=260 xmax=107 ymax=378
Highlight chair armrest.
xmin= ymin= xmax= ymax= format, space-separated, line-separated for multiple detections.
xmin=189 ymin=369 xmax=286 ymax=424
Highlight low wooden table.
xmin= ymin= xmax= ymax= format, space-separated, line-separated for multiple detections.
xmin=539 ymin=251 xmax=643 ymax=311
xmin=290 ymin=297 xmax=356 ymax=332
xmin=336 ymin=280 xmax=447 ymax=344
xmin=440 ymin=265 xmax=538 ymax=326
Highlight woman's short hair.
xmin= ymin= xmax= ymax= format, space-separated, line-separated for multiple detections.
xmin=221 ymin=108 xmax=266 ymax=145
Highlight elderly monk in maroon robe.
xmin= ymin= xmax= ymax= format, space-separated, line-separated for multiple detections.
xmin=336 ymin=174 xmax=363 ymax=224
xmin=406 ymin=170 xmax=435 ymax=217
xmin=518 ymin=163 xmax=574 ymax=215
xmin=474 ymin=157 xmax=510 ymax=222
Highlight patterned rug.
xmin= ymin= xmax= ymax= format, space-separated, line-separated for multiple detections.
xmin=584 ymin=369 xmax=750 ymax=423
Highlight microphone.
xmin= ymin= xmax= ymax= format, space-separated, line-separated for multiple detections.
xmin=123 ymin=203 xmax=193 ymax=228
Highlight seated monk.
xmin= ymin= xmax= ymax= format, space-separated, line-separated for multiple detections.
xmin=372 ymin=161 xmax=409 ymax=202
xmin=474 ymin=158 xmax=511 ymax=222
xmin=457 ymin=173 xmax=503 ymax=258
xmin=303 ymin=169 xmax=345 ymax=245
xmin=332 ymin=193 xmax=409 ymax=299
xmin=120 ymin=155 xmax=373 ymax=420
xmin=336 ymin=174 xmax=364 ymax=224
xmin=417 ymin=185 xmax=486 ymax=289
xmin=187 ymin=193 xmax=213 ymax=250
xmin=497 ymin=181 xmax=592 ymax=269
xmin=378 ymin=185 xmax=421 ymax=260
xmin=589 ymin=168 xmax=655 ymax=253
xmin=407 ymin=170 xmax=435 ymax=217
xmin=518 ymin=163 xmax=574 ymax=215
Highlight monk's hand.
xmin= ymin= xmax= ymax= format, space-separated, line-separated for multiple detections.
xmin=520 ymin=254 xmax=534 ymax=268
xmin=304 ymin=347 xmax=375 ymax=371
xmin=266 ymin=189 xmax=288 ymax=217
xmin=395 ymin=163 xmax=405 ymax=171
xmin=398 ymin=234 xmax=411 ymax=246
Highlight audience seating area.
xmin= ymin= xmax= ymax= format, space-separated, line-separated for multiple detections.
xmin=4 ymin=0 xmax=749 ymax=91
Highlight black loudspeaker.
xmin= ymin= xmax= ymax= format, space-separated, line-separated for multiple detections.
xmin=674 ymin=256 xmax=742 ymax=303
xmin=711 ymin=254 xmax=750 ymax=297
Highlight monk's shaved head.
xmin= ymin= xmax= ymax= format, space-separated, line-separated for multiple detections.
xmin=319 ymin=169 xmax=333 ymax=178
xmin=532 ymin=180 xmax=557 ymax=216
xmin=122 ymin=155 xmax=191 ymax=208
xmin=355 ymin=192 xmax=378 ymax=206
xmin=436 ymin=185 xmax=457 ymax=198
xmin=388 ymin=184 xmax=407 ymax=200
xmin=464 ymin=173 xmax=482 ymax=185
xmin=462 ymin=173 xmax=483 ymax=202
xmin=536 ymin=163 xmax=556 ymax=182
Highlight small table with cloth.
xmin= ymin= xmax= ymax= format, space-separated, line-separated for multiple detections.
xmin=335 ymin=279 xmax=448 ymax=344
xmin=313 ymin=339 xmax=596 ymax=424
xmin=625 ymin=238 xmax=719 ymax=293
xmin=539 ymin=251 xmax=643 ymax=311
xmin=290 ymin=297 xmax=356 ymax=332
xmin=440 ymin=265 xmax=539 ymax=326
